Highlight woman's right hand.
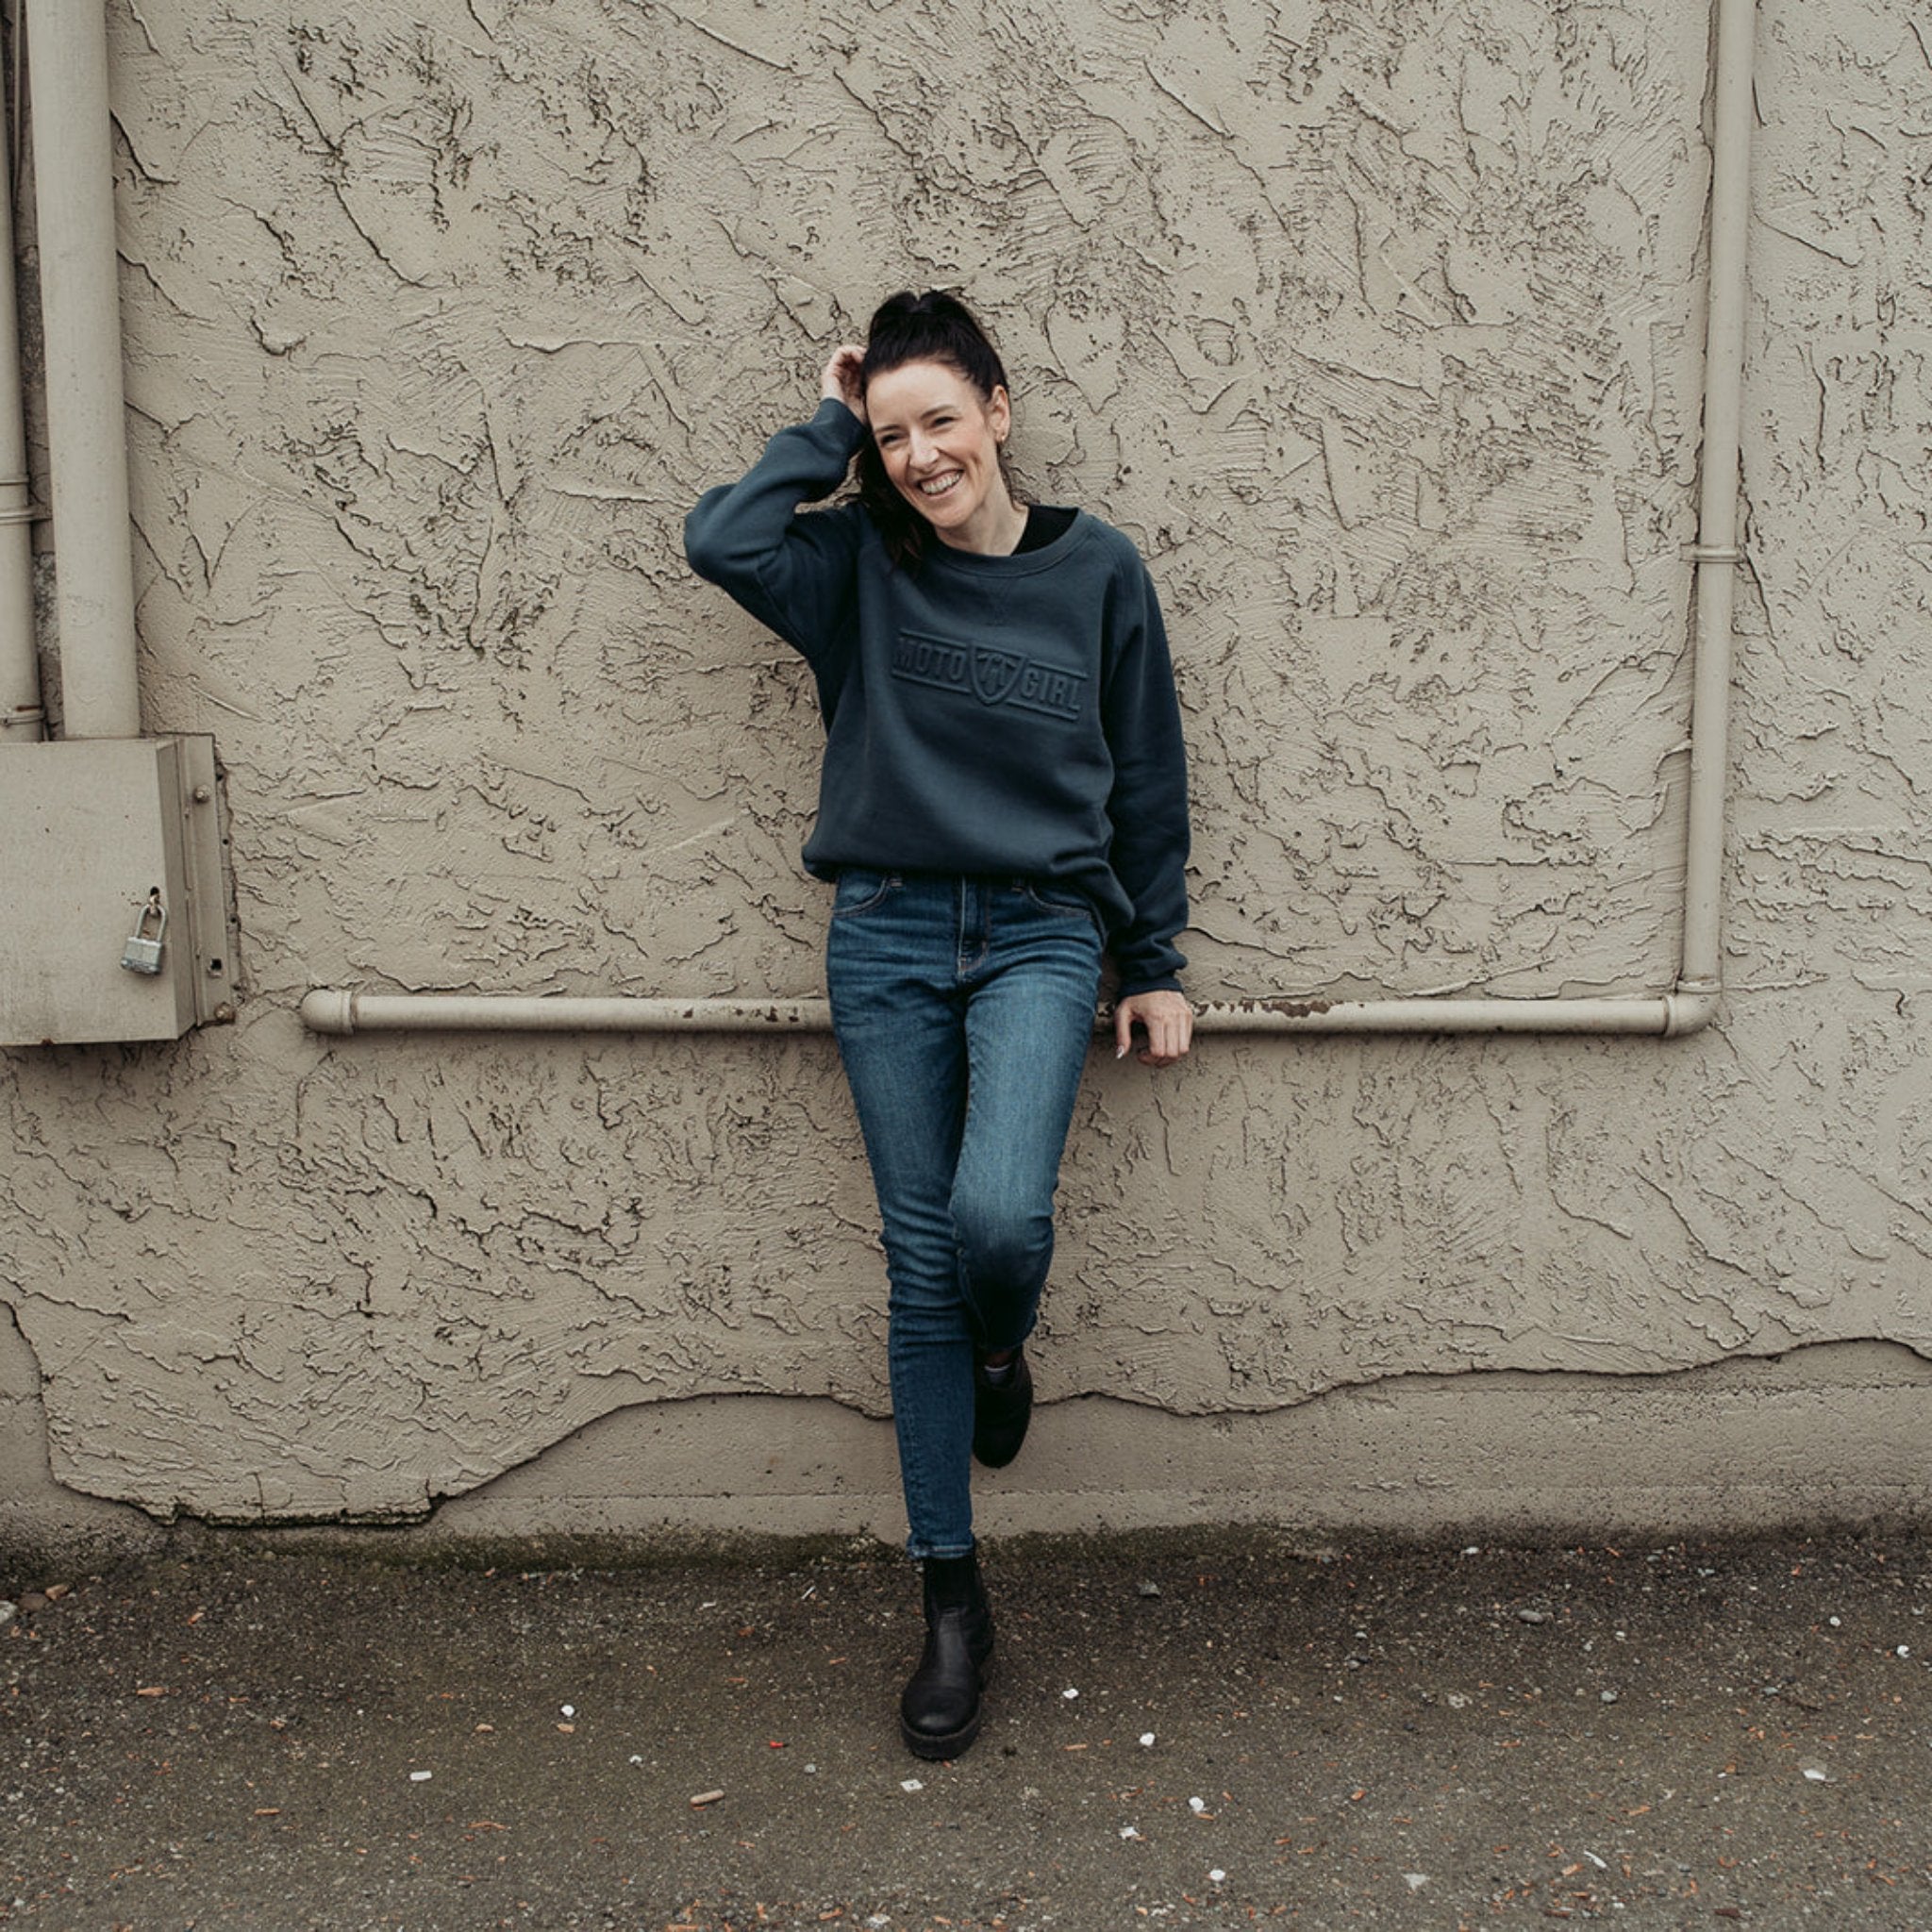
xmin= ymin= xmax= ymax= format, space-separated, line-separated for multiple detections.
xmin=821 ymin=344 xmax=866 ymax=423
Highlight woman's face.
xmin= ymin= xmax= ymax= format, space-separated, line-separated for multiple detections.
xmin=864 ymin=358 xmax=1013 ymax=551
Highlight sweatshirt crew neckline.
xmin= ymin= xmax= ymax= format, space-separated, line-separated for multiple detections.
xmin=923 ymin=510 xmax=1093 ymax=576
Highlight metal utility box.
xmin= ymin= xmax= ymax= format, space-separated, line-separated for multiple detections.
xmin=1 ymin=736 xmax=236 ymax=1045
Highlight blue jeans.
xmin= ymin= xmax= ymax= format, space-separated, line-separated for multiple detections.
xmin=826 ymin=870 xmax=1104 ymax=1560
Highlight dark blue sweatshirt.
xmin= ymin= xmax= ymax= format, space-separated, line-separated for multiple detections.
xmin=685 ymin=400 xmax=1190 ymax=994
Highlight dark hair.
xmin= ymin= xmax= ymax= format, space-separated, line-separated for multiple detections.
xmin=854 ymin=290 xmax=1014 ymax=569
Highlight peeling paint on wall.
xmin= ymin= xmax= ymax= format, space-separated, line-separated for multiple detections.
xmin=2 ymin=0 xmax=1929 ymax=1524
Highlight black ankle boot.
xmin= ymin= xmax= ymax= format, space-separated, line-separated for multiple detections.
xmin=899 ymin=1551 xmax=994 ymax=1759
xmin=973 ymin=1348 xmax=1033 ymax=1468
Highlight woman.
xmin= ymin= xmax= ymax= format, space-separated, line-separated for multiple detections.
xmin=685 ymin=290 xmax=1191 ymax=1758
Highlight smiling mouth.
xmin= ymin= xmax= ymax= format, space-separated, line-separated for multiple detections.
xmin=916 ymin=472 xmax=962 ymax=498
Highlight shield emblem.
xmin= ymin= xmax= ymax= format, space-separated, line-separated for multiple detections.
xmin=971 ymin=647 xmax=1025 ymax=707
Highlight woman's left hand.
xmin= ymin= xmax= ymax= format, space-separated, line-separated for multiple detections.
xmin=1113 ymin=990 xmax=1194 ymax=1068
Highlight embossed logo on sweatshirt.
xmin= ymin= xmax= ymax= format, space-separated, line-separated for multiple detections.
xmin=891 ymin=632 xmax=1085 ymax=722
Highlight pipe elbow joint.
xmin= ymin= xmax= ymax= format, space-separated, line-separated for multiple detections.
xmin=1664 ymin=980 xmax=1722 ymax=1037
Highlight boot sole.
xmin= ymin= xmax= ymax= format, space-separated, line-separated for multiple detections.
xmin=900 ymin=1706 xmax=982 ymax=1759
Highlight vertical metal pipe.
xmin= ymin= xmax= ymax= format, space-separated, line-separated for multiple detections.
xmin=25 ymin=0 xmax=140 ymax=740
xmin=1677 ymin=0 xmax=1757 ymax=991
xmin=0 ymin=26 xmax=42 ymax=743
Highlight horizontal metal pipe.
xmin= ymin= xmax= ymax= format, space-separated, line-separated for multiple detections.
xmin=300 ymin=988 xmax=1716 ymax=1040
xmin=1199 ymin=992 xmax=1714 ymax=1038
xmin=299 ymin=991 xmax=829 ymax=1035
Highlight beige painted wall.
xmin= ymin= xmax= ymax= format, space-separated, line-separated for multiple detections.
xmin=3 ymin=0 xmax=1929 ymax=1541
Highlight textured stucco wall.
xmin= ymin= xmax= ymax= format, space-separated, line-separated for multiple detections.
xmin=3 ymin=0 xmax=1930 ymax=1531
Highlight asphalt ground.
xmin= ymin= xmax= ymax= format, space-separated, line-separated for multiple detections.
xmin=3 ymin=1528 xmax=1930 ymax=1930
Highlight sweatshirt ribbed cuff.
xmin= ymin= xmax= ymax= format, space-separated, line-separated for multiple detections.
xmin=1115 ymin=974 xmax=1184 ymax=1000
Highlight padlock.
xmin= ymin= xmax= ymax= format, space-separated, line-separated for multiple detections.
xmin=121 ymin=893 xmax=167 ymax=975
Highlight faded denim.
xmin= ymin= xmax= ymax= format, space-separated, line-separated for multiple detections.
xmin=826 ymin=870 xmax=1103 ymax=1559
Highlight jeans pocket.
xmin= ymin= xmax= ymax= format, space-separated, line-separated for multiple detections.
xmin=1021 ymin=881 xmax=1106 ymax=942
xmin=832 ymin=868 xmax=902 ymax=918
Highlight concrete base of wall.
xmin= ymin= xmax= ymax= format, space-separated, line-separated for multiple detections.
xmin=5 ymin=1330 xmax=1929 ymax=1565
xmin=427 ymin=1340 xmax=1932 ymax=1548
